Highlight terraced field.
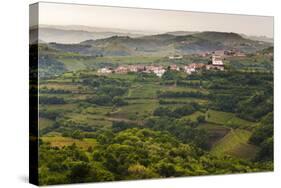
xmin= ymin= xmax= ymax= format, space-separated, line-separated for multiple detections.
xmin=109 ymin=99 xmax=158 ymax=120
xmin=197 ymin=123 xmax=229 ymax=147
xmin=211 ymin=129 xmax=258 ymax=160
xmin=207 ymin=110 xmax=257 ymax=129
xmin=181 ymin=111 xmax=205 ymax=121
xmin=194 ymin=109 xmax=259 ymax=158
xmin=38 ymin=70 xmax=263 ymax=161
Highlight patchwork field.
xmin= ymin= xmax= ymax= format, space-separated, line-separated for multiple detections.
xmin=39 ymin=71 xmax=266 ymax=161
xmin=37 ymin=50 xmax=273 ymax=185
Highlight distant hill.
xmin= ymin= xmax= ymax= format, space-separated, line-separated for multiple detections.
xmin=240 ymin=34 xmax=273 ymax=44
xmin=165 ymin=31 xmax=199 ymax=36
xmin=46 ymin=31 xmax=272 ymax=56
xmin=40 ymin=24 xmax=154 ymax=35
xmin=38 ymin=25 xmax=146 ymax=44
xmin=38 ymin=25 xmax=273 ymax=47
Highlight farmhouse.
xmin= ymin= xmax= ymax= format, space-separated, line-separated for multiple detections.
xmin=183 ymin=63 xmax=205 ymax=74
xmin=170 ymin=64 xmax=180 ymax=71
xmin=206 ymin=55 xmax=224 ymax=71
xmin=153 ymin=67 xmax=166 ymax=77
xmin=211 ymin=55 xmax=224 ymax=66
xmin=98 ymin=67 xmax=112 ymax=74
xmin=127 ymin=65 xmax=139 ymax=72
xmin=145 ymin=65 xmax=166 ymax=77
xmin=191 ymin=63 xmax=205 ymax=69
xmin=131 ymin=65 xmax=146 ymax=72
xmin=199 ymin=52 xmax=211 ymax=57
xmin=115 ymin=66 xmax=128 ymax=74
xmin=213 ymin=50 xmax=225 ymax=56
xmin=183 ymin=65 xmax=195 ymax=74
xmin=169 ymin=55 xmax=183 ymax=60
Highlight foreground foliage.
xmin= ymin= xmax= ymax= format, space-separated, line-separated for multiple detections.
xmin=39 ymin=128 xmax=272 ymax=185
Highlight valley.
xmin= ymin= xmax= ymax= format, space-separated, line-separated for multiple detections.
xmin=35 ymin=30 xmax=273 ymax=185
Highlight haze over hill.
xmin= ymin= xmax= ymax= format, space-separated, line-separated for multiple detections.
xmin=36 ymin=25 xmax=274 ymax=44
xmin=42 ymin=28 xmax=272 ymax=56
xmin=37 ymin=25 xmax=146 ymax=44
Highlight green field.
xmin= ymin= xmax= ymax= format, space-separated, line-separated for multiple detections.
xmin=211 ymin=129 xmax=258 ymax=160
xmin=207 ymin=110 xmax=257 ymax=129
xmin=110 ymin=99 xmax=158 ymax=121
xmin=39 ymin=118 xmax=54 ymax=130
xmin=181 ymin=111 xmax=205 ymax=121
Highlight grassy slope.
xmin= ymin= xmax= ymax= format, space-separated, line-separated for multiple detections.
xmin=181 ymin=111 xmax=205 ymax=121
xmin=207 ymin=110 xmax=257 ymax=128
xmin=110 ymin=99 xmax=158 ymax=121
xmin=42 ymin=136 xmax=97 ymax=149
xmin=64 ymin=112 xmax=112 ymax=128
xmin=206 ymin=110 xmax=258 ymax=159
xmin=39 ymin=118 xmax=54 ymax=130
xmin=211 ymin=129 xmax=258 ymax=160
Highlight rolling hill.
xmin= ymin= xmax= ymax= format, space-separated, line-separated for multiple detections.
xmin=46 ymin=31 xmax=272 ymax=56
xmin=38 ymin=25 xmax=145 ymax=44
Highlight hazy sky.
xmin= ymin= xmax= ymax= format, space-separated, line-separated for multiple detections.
xmin=37 ymin=2 xmax=274 ymax=38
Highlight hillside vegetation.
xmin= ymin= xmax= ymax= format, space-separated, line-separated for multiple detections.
xmin=34 ymin=30 xmax=274 ymax=185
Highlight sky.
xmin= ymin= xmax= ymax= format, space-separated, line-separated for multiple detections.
xmin=36 ymin=2 xmax=274 ymax=38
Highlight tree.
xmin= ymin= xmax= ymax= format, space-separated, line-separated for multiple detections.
xmin=156 ymin=161 xmax=177 ymax=177
xmin=112 ymin=96 xmax=128 ymax=106
xmin=68 ymin=162 xmax=91 ymax=183
xmin=71 ymin=130 xmax=83 ymax=140
xmin=128 ymin=164 xmax=158 ymax=179
xmin=162 ymin=70 xmax=180 ymax=81
xmin=197 ymin=115 xmax=206 ymax=123
xmin=87 ymin=146 xmax=93 ymax=153
xmin=89 ymin=162 xmax=115 ymax=182
xmin=255 ymin=137 xmax=273 ymax=161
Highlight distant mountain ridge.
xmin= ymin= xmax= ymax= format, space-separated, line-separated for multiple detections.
xmin=39 ymin=25 xmax=152 ymax=44
xmin=40 ymin=24 xmax=155 ymax=35
xmin=39 ymin=27 xmax=144 ymax=44
xmin=38 ymin=25 xmax=273 ymax=45
xmin=46 ymin=31 xmax=272 ymax=56
xmin=165 ymin=31 xmax=199 ymax=36
xmin=240 ymin=34 xmax=273 ymax=44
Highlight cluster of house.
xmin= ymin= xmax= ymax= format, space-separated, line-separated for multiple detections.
xmin=98 ymin=64 xmax=167 ymax=77
xmin=182 ymin=57 xmax=224 ymax=74
xmin=98 ymin=53 xmax=225 ymax=77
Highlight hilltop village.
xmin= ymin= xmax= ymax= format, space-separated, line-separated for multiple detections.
xmin=97 ymin=50 xmax=245 ymax=77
